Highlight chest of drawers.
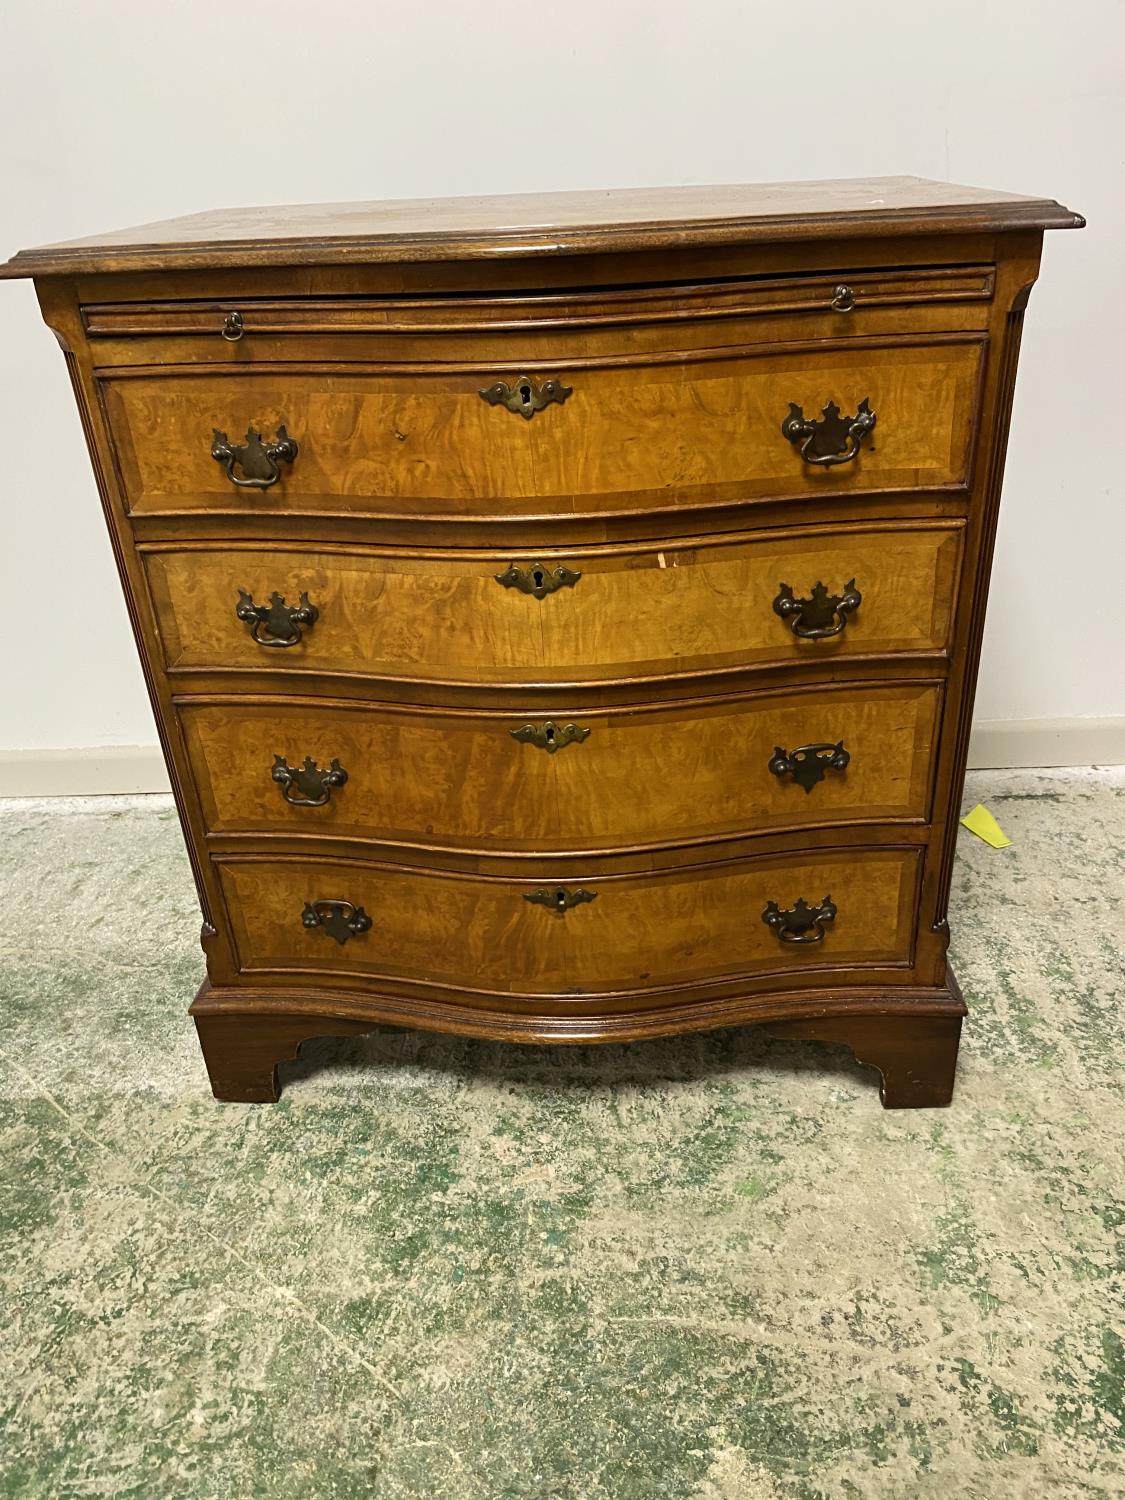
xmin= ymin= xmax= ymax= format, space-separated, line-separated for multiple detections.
xmin=2 ymin=178 xmax=1082 ymax=1105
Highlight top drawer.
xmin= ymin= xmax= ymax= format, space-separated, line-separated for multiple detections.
xmin=84 ymin=266 xmax=994 ymax=344
xmin=101 ymin=335 xmax=984 ymax=522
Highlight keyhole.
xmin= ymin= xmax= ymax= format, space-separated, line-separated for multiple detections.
xmin=554 ymin=889 xmax=566 ymax=911
xmin=533 ymin=568 xmax=545 ymax=590
xmin=519 ymin=382 xmax=532 ymax=406
xmin=545 ymin=726 xmax=555 ymax=745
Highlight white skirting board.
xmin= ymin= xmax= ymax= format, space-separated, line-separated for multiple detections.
xmin=966 ymin=717 xmax=1125 ymax=771
xmin=0 ymin=745 xmax=173 ymax=798
xmin=0 ymin=719 xmax=1123 ymax=798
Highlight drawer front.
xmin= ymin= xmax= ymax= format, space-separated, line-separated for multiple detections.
xmin=144 ymin=523 xmax=963 ymax=687
xmin=85 ymin=266 xmax=994 ymax=341
xmin=181 ymin=682 xmax=942 ymax=854
xmin=217 ymin=846 xmax=921 ymax=997
xmin=104 ymin=338 xmax=982 ymax=520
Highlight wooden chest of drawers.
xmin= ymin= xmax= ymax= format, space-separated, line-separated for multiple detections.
xmin=2 ymin=178 xmax=1082 ymax=1105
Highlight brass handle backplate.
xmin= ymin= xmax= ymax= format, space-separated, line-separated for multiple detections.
xmin=524 ymin=886 xmax=597 ymax=914
xmin=480 ymin=375 xmax=572 ymax=419
xmin=510 ymin=721 xmax=590 ymax=754
xmin=211 ymin=424 xmax=299 ymax=488
xmin=767 ymin=741 xmax=850 ymax=793
xmin=272 ymin=755 xmax=348 ymax=806
xmin=301 ymin=899 xmax=372 ymax=946
xmin=773 ymin=579 xmax=861 ymax=640
xmin=762 ymin=896 xmax=837 ymax=945
xmin=236 ymin=589 xmax=319 ymax=648
xmin=495 ymin=562 xmax=581 ymax=598
xmin=781 ymin=398 xmax=875 ymax=467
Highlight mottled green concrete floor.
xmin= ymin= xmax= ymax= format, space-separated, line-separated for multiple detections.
xmin=1 ymin=770 xmax=1123 ymax=1499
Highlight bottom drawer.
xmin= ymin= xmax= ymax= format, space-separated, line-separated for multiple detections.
xmin=216 ymin=846 xmax=921 ymax=1000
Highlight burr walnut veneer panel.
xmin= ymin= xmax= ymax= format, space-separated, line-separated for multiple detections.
xmin=104 ymin=340 xmax=982 ymax=520
xmin=143 ymin=524 xmax=963 ymax=688
xmin=217 ymin=846 xmax=920 ymax=998
xmin=180 ymin=682 xmax=941 ymax=855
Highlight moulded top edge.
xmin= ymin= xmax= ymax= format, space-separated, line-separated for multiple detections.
xmin=0 ymin=177 xmax=1084 ymax=280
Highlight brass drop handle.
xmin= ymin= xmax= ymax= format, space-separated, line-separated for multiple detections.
xmin=271 ymin=755 xmax=348 ymax=807
xmin=510 ymin=721 xmax=590 ymax=754
xmin=767 ymin=741 xmax=850 ymax=793
xmin=221 ymin=310 xmax=244 ymax=341
xmin=235 ymin=589 xmax=319 ymax=648
xmin=773 ymin=579 xmax=861 ymax=640
xmin=495 ymin=562 xmax=581 ymax=598
xmin=480 ymin=375 xmax=572 ymax=419
xmin=762 ymin=896 xmax=837 ymax=945
xmin=830 ymin=284 xmax=856 ymax=312
xmin=524 ymin=886 xmax=597 ymax=913
xmin=211 ymin=424 xmax=299 ymax=488
xmin=781 ymin=398 xmax=875 ymax=466
xmin=301 ymin=900 xmax=372 ymax=946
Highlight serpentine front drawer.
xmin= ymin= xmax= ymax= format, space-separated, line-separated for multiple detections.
xmin=142 ymin=521 xmax=963 ymax=689
xmin=179 ymin=681 xmax=942 ymax=856
xmin=101 ymin=337 xmax=983 ymax=521
xmin=214 ymin=845 xmax=922 ymax=999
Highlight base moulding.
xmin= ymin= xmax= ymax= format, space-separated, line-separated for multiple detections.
xmin=190 ymin=970 xmax=968 ymax=1109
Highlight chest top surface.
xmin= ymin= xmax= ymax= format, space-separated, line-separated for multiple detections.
xmin=0 ymin=176 xmax=1082 ymax=279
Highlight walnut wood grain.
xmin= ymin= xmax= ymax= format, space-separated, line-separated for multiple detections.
xmin=215 ymin=845 xmax=920 ymax=998
xmin=928 ymin=272 xmax=1039 ymax=938
xmin=764 ymin=1011 xmax=963 ymax=1108
xmin=191 ymin=976 xmax=966 ymax=1104
xmin=1 ymin=177 xmax=1082 ymax=278
xmin=85 ymin=309 xmax=992 ymax=374
xmin=82 ymin=266 xmax=995 ymax=341
xmin=178 ymin=680 xmax=941 ymax=856
xmin=64 ymin=232 xmax=1006 ymax=310
xmin=142 ymin=522 xmax=963 ymax=689
xmin=102 ymin=338 xmax=982 ymax=520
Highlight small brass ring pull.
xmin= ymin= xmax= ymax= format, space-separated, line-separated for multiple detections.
xmin=781 ymin=397 xmax=875 ymax=467
xmin=272 ymin=755 xmax=348 ymax=807
xmin=495 ymin=561 xmax=581 ymax=599
xmin=211 ymin=424 xmax=299 ymax=488
xmin=301 ymin=899 xmax=372 ymax=946
xmin=524 ymin=886 xmax=597 ymax=914
xmin=510 ymin=721 xmax=590 ymax=754
xmin=236 ymin=589 xmax=319 ymax=648
xmin=762 ymin=895 xmax=837 ymax=945
xmin=768 ymin=741 xmax=850 ymax=793
xmin=480 ymin=375 xmax=572 ymax=419
xmin=221 ymin=310 xmax=244 ymax=341
xmin=773 ymin=579 xmax=861 ymax=640
xmin=830 ymin=284 xmax=856 ymax=312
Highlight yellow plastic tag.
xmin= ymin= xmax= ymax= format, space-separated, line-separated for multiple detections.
xmin=960 ymin=804 xmax=1013 ymax=849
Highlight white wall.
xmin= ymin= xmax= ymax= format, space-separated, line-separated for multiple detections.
xmin=1 ymin=0 xmax=1121 ymax=765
